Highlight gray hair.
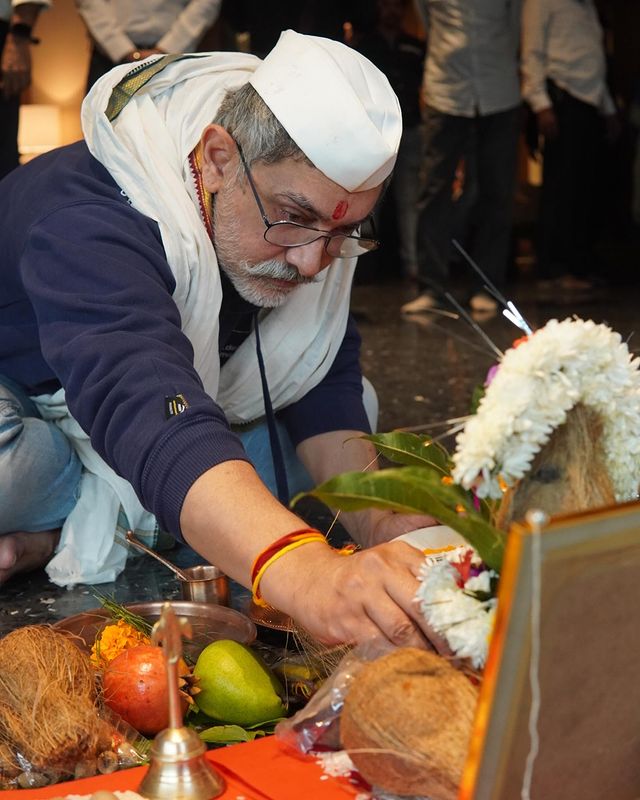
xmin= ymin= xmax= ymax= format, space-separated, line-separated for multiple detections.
xmin=213 ymin=82 xmax=393 ymax=201
xmin=213 ymin=82 xmax=312 ymax=171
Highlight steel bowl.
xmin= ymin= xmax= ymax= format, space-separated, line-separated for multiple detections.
xmin=179 ymin=565 xmax=229 ymax=606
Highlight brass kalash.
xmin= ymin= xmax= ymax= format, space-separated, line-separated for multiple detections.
xmin=138 ymin=602 xmax=225 ymax=800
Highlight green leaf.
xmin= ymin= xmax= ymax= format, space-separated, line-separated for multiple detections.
xmin=244 ymin=716 xmax=286 ymax=730
xmin=470 ymin=384 xmax=486 ymax=415
xmin=198 ymin=724 xmax=267 ymax=744
xmin=360 ymin=432 xmax=451 ymax=472
xmin=301 ymin=467 xmax=505 ymax=571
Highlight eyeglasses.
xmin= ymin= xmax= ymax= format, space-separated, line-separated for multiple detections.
xmin=235 ymin=142 xmax=380 ymax=259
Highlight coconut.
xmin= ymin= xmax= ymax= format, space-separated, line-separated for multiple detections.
xmin=340 ymin=647 xmax=478 ymax=798
xmin=0 ymin=625 xmax=104 ymax=774
xmin=496 ymin=403 xmax=616 ymax=529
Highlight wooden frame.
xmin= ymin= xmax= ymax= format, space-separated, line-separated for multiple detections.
xmin=460 ymin=500 xmax=640 ymax=800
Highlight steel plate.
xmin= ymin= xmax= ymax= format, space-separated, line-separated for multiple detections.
xmin=53 ymin=601 xmax=256 ymax=661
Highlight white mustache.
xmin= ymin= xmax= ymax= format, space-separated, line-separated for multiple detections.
xmin=247 ymin=259 xmax=317 ymax=285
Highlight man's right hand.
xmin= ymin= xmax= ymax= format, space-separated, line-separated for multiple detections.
xmin=260 ymin=539 xmax=451 ymax=653
xmin=537 ymin=107 xmax=558 ymax=140
xmin=180 ymin=461 xmax=449 ymax=653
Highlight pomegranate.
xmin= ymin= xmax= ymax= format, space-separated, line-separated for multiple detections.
xmin=102 ymin=644 xmax=189 ymax=735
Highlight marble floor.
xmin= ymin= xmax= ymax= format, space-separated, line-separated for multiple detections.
xmin=353 ymin=272 xmax=640 ymax=433
xmin=1 ymin=263 xmax=639 ymax=637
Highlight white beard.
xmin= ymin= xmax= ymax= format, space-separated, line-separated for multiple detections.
xmin=220 ymin=256 xmax=317 ymax=307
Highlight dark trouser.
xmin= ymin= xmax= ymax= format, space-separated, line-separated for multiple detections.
xmin=86 ymin=48 xmax=119 ymax=94
xmin=416 ymin=105 xmax=520 ymax=293
xmin=0 ymin=21 xmax=21 ymax=180
xmin=537 ymin=83 xmax=604 ymax=279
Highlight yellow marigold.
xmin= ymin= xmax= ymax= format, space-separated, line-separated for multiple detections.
xmin=90 ymin=619 xmax=151 ymax=668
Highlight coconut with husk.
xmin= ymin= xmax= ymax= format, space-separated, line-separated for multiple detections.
xmin=0 ymin=625 xmax=109 ymax=782
xmin=494 ymin=403 xmax=616 ymax=529
xmin=340 ymin=648 xmax=478 ymax=798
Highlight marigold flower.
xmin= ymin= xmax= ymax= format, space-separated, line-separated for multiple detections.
xmin=90 ymin=619 xmax=151 ymax=668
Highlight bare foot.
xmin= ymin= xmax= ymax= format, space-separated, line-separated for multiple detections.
xmin=0 ymin=530 xmax=60 ymax=584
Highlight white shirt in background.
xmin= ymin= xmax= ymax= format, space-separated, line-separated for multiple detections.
xmin=521 ymin=0 xmax=615 ymax=115
xmin=75 ymin=0 xmax=221 ymax=64
xmin=1 ymin=0 xmax=51 ymax=24
xmin=414 ymin=0 xmax=522 ymax=117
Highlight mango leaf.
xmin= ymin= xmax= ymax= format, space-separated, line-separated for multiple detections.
xmin=199 ymin=724 xmax=267 ymax=744
xmin=360 ymin=432 xmax=451 ymax=472
xmin=244 ymin=716 xmax=286 ymax=730
xmin=298 ymin=466 xmax=505 ymax=571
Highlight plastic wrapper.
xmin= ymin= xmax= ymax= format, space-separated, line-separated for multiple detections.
xmin=0 ymin=707 xmax=149 ymax=791
xmin=275 ymin=639 xmax=395 ymax=754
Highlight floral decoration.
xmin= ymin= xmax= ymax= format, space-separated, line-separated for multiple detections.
xmin=415 ymin=547 xmax=497 ymax=669
xmin=452 ymin=317 xmax=640 ymax=502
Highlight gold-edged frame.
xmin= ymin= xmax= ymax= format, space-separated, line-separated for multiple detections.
xmin=461 ymin=500 xmax=640 ymax=800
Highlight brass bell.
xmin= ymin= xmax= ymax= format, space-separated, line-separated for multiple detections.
xmin=138 ymin=603 xmax=225 ymax=800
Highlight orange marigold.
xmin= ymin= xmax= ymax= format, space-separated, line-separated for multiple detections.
xmin=90 ymin=619 xmax=151 ymax=668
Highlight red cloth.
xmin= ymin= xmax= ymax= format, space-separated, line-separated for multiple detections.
xmin=10 ymin=737 xmax=367 ymax=800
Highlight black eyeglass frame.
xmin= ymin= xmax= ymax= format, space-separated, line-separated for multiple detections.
xmin=234 ymin=141 xmax=380 ymax=259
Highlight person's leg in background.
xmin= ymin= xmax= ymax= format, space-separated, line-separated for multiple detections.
xmin=564 ymin=94 xmax=602 ymax=281
xmin=391 ymin=124 xmax=424 ymax=282
xmin=85 ymin=47 xmax=117 ymax=94
xmin=0 ymin=377 xmax=82 ymax=582
xmin=402 ymin=108 xmax=471 ymax=313
xmin=466 ymin=105 xmax=520 ymax=309
xmin=537 ymin=84 xmax=576 ymax=285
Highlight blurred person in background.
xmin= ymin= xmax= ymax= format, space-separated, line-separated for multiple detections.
xmin=75 ymin=0 xmax=222 ymax=92
xmin=356 ymin=0 xmax=425 ymax=283
xmin=402 ymin=0 xmax=522 ymax=315
xmin=219 ymin=0 xmax=368 ymax=58
xmin=522 ymin=0 xmax=620 ymax=294
xmin=0 ymin=0 xmax=48 ymax=178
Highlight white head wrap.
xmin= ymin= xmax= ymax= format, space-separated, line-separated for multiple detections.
xmin=250 ymin=29 xmax=402 ymax=191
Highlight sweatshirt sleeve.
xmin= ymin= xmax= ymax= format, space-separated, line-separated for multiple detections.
xmin=278 ymin=314 xmax=371 ymax=446
xmin=20 ymin=200 xmax=249 ymax=539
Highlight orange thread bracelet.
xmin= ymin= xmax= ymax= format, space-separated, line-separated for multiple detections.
xmin=250 ymin=528 xmax=321 ymax=585
xmin=251 ymin=533 xmax=328 ymax=607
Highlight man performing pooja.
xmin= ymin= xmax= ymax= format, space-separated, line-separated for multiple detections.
xmin=0 ymin=31 xmax=438 ymax=649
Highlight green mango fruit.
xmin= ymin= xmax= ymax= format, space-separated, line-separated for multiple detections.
xmin=194 ymin=640 xmax=285 ymax=727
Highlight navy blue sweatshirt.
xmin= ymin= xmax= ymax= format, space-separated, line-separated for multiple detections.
xmin=0 ymin=142 xmax=369 ymax=539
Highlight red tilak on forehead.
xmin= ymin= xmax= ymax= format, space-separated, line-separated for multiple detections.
xmin=332 ymin=200 xmax=348 ymax=220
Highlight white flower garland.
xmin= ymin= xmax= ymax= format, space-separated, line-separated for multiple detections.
xmin=415 ymin=548 xmax=497 ymax=669
xmin=451 ymin=318 xmax=640 ymax=501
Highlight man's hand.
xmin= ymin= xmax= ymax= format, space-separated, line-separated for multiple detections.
xmin=124 ymin=48 xmax=165 ymax=63
xmin=260 ymin=539 xmax=451 ymax=652
xmin=1 ymin=35 xmax=31 ymax=99
xmin=367 ymin=510 xmax=439 ymax=546
xmin=537 ymin=107 xmax=558 ymax=139
xmin=180 ymin=461 xmax=447 ymax=652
